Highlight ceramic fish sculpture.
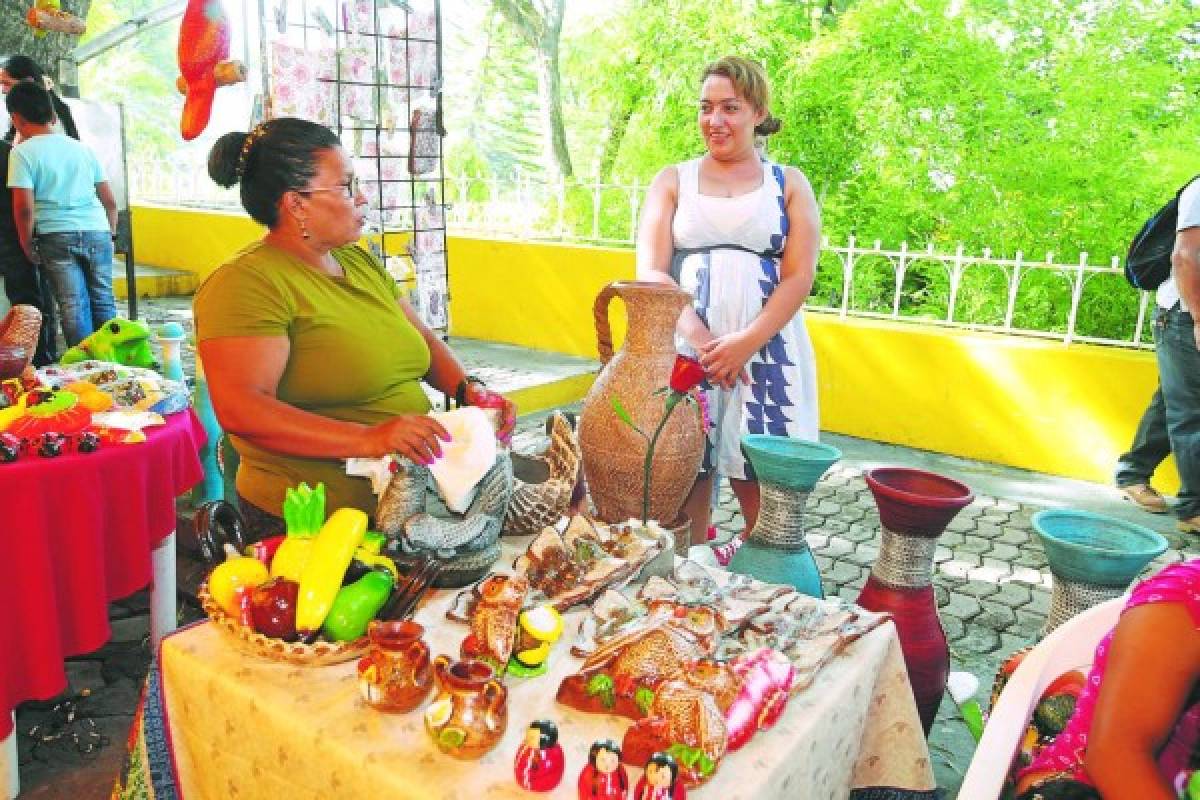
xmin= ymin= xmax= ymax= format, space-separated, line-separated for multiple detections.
xmin=27 ymin=1 xmax=86 ymax=37
xmin=177 ymin=0 xmax=242 ymax=140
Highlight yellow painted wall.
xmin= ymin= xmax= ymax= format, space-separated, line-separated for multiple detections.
xmin=133 ymin=208 xmax=1170 ymax=489
xmin=133 ymin=204 xmax=426 ymax=281
xmin=447 ymin=236 xmax=634 ymax=358
xmin=132 ymin=205 xmax=263 ymax=279
xmin=806 ymin=314 xmax=1175 ymax=491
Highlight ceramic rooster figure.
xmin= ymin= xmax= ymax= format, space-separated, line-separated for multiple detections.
xmin=177 ymin=0 xmax=243 ymax=140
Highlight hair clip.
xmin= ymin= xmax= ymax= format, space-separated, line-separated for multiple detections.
xmin=235 ymin=121 xmax=270 ymax=179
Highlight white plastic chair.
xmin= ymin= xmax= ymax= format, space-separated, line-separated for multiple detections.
xmin=958 ymin=595 xmax=1126 ymax=799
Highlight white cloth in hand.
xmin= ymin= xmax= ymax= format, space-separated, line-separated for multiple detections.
xmin=427 ymin=407 xmax=497 ymax=513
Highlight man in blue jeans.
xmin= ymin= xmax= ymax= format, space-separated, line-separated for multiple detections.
xmin=5 ymin=82 xmax=116 ymax=346
xmin=1114 ymin=387 xmax=1171 ymax=514
xmin=1139 ymin=174 xmax=1200 ymax=534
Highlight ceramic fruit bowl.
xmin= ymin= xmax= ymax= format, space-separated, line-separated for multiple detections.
xmin=198 ymin=581 xmax=369 ymax=666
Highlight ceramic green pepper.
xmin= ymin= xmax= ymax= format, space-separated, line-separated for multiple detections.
xmin=321 ymin=569 xmax=395 ymax=642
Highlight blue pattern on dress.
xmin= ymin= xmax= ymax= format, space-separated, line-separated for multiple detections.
xmin=745 ymin=164 xmax=796 ymax=438
xmin=695 ymin=252 xmax=712 ymax=327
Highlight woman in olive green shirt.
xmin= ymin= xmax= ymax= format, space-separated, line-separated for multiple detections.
xmin=194 ymin=118 xmax=515 ymax=530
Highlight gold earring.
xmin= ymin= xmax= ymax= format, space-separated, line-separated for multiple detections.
xmin=299 ymin=218 xmax=310 ymax=240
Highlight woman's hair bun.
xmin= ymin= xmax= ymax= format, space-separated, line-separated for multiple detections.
xmin=755 ymin=114 xmax=782 ymax=136
xmin=208 ymin=130 xmax=248 ymax=188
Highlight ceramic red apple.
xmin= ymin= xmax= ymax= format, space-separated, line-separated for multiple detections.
xmin=248 ymin=578 xmax=300 ymax=641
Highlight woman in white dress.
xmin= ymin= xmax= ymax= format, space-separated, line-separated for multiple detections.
xmin=636 ymin=56 xmax=821 ymax=562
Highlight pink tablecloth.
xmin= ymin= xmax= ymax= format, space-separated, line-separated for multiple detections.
xmin=0 ymin=410 xmax=204 ymax=737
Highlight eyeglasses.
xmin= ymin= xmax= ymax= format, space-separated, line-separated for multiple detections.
xmin=297 ymin=175 xmax=360 ymax=199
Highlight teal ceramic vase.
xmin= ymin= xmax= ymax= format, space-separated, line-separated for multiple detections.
xmin=727 ymin=435 xmax=842 ymax=598
xmin=1032 ymin=509 xmax=1168 ymax=635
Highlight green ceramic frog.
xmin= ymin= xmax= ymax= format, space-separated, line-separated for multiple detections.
xmin=61 ymin=318 xmax=156 ymax=369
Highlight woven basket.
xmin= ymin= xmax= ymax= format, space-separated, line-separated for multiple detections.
xmin=198 ymin=581 xmax=369 ymax=666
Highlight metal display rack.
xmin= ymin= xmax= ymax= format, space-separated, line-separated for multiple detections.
xmin=261 ymin=0 xmax=449 ymax=331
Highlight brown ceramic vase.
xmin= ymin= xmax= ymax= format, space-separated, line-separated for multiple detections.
xmin=356 ymin=620 xmax=433 ymax=713
xmin=424 ymin=655 xmax=508 ymax=760
xmin=578 ymin=281 xmax=704 ymax=524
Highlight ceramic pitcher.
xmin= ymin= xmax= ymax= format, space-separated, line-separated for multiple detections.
xmin=578 ymin=281 xmax=705 ymax=524
xmin=424 ymin=655 xmax=508 ymax=759
xmin=357 ymin=620 xmax=432 ymax=713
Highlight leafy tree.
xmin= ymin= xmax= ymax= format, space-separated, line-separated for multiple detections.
xmin=76 ymin=0 xmax=179 ymax=161
xmin=457 ymin=10 xmax=543 ymax=179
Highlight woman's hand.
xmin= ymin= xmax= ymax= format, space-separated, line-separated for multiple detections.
xmin=698 ymin=332 xmax=755 ymax=389
xmin=365 ymin=414 xmax=452 ymax=464
xmin=464 ymin=383 xmax=517 ymax=444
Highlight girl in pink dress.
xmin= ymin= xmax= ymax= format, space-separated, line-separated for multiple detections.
xmin=1016 ymin=559 xmax=1200 ymax=799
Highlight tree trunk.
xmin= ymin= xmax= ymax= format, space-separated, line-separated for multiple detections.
xmin=491 ymin=0 xmax=572 ymax=179
xmin=0 ymin=2 xmax=94 ymax=96
xmin=598 ymin=93 xmax=637 ymax=183
xmin=533 ymin=29 xmax=572 ymax=179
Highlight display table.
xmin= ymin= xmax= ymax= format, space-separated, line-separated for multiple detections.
xmin=156 ymin=576 xmax=936 ymax=799
xmin=0 ymin=410 xmax=204 ymax=744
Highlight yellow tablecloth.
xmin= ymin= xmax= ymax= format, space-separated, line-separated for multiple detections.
xmin=160 ymin=578 xmax=935 ymax=799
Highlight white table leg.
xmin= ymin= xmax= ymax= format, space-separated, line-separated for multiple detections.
xmin=151 ymin=531 xmax=177 ymax=648
xmin=2 ymin=712 xmax=17 ymax=799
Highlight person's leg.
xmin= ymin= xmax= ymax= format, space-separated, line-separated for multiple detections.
xmin=79 ymin=231 xmax=116 ymax=331
xmin=0 ymin=246 xmax=58 ymax=365
xmin=36 ymin=232 xmax=91 ymax=346
xmin=1115 ymin=386 xmax=1171 ymax=486
xmin=30 ymin=266 xmax=60 ymax=364
xmin=682 ymin=471 xmax=714 ymax=547
xmin=729 ymin=476 xmax=760 ymax=532
xmin=1153 ymin=307 xmax=1200 ymax=526
xmin=713 ymin=475 xmax=761 ymax=565
xmin=1114 ymin=386 xmax=1171 ymax=512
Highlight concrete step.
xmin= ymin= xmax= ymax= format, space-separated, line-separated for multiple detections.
xmin=112 ymin=260 xmax=199 ymax=300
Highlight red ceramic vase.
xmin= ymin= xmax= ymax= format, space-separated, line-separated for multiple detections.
xmin=856 ymin=467 xmax=973 ymax=735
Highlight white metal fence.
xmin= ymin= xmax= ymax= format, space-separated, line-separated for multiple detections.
xmin=131 ymin=164 xmax=1153 ymax=350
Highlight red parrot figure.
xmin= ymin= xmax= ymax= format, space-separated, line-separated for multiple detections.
xmin=177 ymin=0 xmax=232 ymax=141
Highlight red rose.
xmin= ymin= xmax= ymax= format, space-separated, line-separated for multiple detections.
xmin=668 ymin=355 xmax=705 ymax=394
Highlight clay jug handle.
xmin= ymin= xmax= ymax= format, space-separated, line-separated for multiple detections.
xmin=407 ymin=640 xmax=430 ymax=677
xmin=592 ymin=283 xmax=620 ymax=365
xmin=432 ymin=653 xmax=450 ymax=687
xmin=482 ymin=679 xmax=507 ymax=722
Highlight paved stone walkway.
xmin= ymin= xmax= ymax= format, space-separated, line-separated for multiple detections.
xmin=13 ymin=296 xmax=1199 ymax=798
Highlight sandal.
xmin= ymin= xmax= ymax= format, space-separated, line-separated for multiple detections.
xmin=712 ymin=533 xmax=744 ymax=567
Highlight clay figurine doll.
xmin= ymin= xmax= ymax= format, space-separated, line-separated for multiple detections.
xmin=578 ymin=739 xmax=630 ymax=800
xmin=633 ymin=752 xmax=686 ymax=800
xmin=514 ymin=719 xmax=565 ymax=792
